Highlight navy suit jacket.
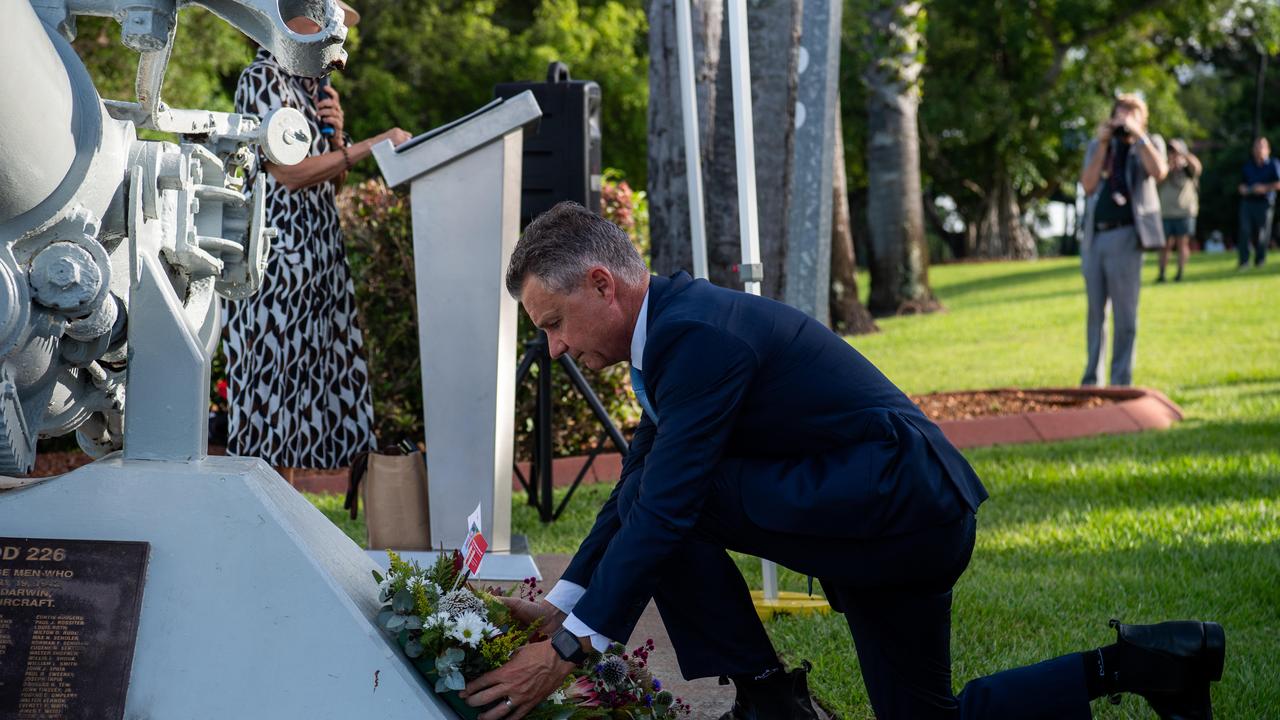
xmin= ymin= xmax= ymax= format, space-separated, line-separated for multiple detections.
xmin=563 ymin=272 xmax=987 ymax=640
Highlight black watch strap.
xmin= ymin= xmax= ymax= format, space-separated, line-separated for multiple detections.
xmin=551 ymin=627 xmax=589 ymax=664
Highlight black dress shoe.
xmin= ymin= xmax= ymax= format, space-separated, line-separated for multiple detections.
xmin=1110 ymin=618 xmax=1226 ymax=719
xmin=717 ymin=662 xmax=829 ymax=720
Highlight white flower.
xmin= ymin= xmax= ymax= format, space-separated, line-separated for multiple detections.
xmin=447 ymin=611 xmax=496 ymax=647
xmin=423 ymin=611 xmax=451 ymax=630
xmin=549 ymin=690 xmax=567 ymax=705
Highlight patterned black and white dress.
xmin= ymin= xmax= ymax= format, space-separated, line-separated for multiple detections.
xmin=226 ymin=48 xmax=374 ymax=468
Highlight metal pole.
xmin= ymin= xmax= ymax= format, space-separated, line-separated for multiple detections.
xmin=725 ymin=0 xmax=763 ymax=298
xmin=674 ymin=0 xmax=708 ymax=279
xmin=725 ymin=0 xmax=775 ymax=599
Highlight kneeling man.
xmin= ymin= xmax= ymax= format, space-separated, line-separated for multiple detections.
xmin=462 ymin=202 xmax=1224 ymax=720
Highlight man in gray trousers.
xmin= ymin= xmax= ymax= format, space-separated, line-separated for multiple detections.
xmin=1078 ymin=94 xmax=1168 ymax=386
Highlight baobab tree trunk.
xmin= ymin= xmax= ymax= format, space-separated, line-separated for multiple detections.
xmin=973 ymin=164 xmax=1038 ymax=259
xmin=646 ymin=0 xmax=801 ymax=298
xmin=863 ymin=0 xmax=940 ymax=316
xmin=830 ymin=109 xmax=878 ymax=334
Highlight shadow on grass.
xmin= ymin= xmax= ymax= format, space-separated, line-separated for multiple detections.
xmin=933 ymin=261 xmax=1082 ymax=302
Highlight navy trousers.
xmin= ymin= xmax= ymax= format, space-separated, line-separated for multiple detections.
xmin=615 ymin=454 xmax=1092 ymax=719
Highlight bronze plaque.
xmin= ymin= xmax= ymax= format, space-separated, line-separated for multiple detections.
xmin=0 ymin=538 xmax=149 ymax=720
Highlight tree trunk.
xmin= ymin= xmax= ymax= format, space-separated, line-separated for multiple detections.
xmin=863 ymin=0 xmax=940 ymax=316
xmin=647 ymin=0 xmax=801 ymax=298
xmin=973 ymin=165 xmax=1038 ymax=259
xmin=830 ymin=109 xmax=878 ymax=334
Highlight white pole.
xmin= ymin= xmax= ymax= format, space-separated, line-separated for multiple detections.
xmin=674 ymin=0 xmax=709 ymax=280
xmin=725 ymin=0 xmax=763 ymax=297
xmin=725 ymin=0 xmax=775 ymax=599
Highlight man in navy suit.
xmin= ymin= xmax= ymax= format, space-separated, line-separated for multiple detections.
xmin=461 ymin=203 xmax=1224 ymax=720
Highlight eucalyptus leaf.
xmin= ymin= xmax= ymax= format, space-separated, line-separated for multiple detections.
xmin=376 ymin=610 xmax=395 ymax=628
xmin=444 ymin=670 xmax=465 ymax=691
xmin=393 ymin=588 xmax=414 ymax=613
xmin=386 ymin=614 xmax=407 ymax=631
xmin=404 ymin=639 xmax=424 ymax=658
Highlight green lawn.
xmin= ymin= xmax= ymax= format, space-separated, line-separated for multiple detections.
xmin=315 ymin=251 xmax=1279 ymax=718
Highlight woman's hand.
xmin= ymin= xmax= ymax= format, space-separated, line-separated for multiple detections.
xmin=317 ymin=84 xmax=345 ymax=140
xmin=376 ymin=127 xmax=414 ymax=147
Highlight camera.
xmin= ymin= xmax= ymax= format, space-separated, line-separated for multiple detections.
xmin=1113 ymin=125 xmax=1130 ymax=140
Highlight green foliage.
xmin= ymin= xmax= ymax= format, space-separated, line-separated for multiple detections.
xmin=73 ymin=7 xmax=253 ymax=141
xmin=337 ymin=0 xmax=648 ymax=185
xmin=337 ymin=180 xmax=423 ymax=444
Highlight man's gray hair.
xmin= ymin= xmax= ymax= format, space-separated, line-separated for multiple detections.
xmin=505 ymin=201 xmax=649 ymax=299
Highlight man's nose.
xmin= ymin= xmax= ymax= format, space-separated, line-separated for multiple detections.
xmin=547 ymin=336 xmax=568 ymax=359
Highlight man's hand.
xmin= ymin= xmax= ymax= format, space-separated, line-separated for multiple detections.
xmin=317 ymin=84 xmax=344 ymax=140
xmin=1252 ymin=182 xmax=1270 ymax=195
xmin=498 ymin=596 xmax=566 ymax=636
xmin=460 ymin=640 xmax=577 ymax=720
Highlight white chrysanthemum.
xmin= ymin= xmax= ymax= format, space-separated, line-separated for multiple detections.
xmin=439 ymin=588 xmax=486 ymax=619
xmin=447 ymin=611 xmax=495 ymax=648
xmin=377 ymin=575 xmax=395 ymax=600
xmin=548 ymin=689 xmax=567 ymax=705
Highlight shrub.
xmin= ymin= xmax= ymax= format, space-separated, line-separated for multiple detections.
xmin=338 ymin=174 xmax=648 ymax=459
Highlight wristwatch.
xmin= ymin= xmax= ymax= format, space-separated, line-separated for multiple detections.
xmin=551 ymin=627 xmax=589 ymax=665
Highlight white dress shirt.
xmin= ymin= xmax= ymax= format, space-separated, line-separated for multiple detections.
xmin=545 ymin=289 xmax=650 ymax=651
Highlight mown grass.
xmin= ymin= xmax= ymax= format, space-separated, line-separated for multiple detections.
xmin=312 ymin=251 xmax=1279 ymax=717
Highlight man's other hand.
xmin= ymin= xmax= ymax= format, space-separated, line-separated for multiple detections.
xmin=499 ymin=596 xmax=566 ymax=636
xmin=460 ymin=640 xmax=577 ymax=720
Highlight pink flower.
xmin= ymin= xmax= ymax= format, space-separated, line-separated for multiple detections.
xmin=566 ymin=675 xmax=600 ymax=707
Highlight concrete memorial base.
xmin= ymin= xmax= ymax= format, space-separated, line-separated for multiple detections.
xmin=0 ymin=455 xmax=454 ymax=719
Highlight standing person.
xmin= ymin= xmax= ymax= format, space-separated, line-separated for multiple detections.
xmin=226 ymin=2 xmax=412 ymax=481
xmin=1078 ymin=94 xmax=1167 ymax=387
xmin=1157 ymin=139 xmax=1201 ymax=283
xmin=1236 ymin=137 xmax=1280 ymax=269
xmin=456 ymin=202 xmax=1225 ymax=720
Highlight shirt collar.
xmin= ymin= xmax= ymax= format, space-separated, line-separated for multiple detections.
xmin=630 ymin=289 xmax=650 ymax=371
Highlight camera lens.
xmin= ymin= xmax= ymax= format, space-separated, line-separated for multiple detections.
xmin=1114 ymin=126 xmax=1130 ymax=139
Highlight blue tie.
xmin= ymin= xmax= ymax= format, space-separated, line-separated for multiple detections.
xmin=630 ymin=366 xmax=658 ymax=422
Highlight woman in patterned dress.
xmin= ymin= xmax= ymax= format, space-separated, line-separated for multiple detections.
xmin=228 ymin=5 xmax=411 ymax=482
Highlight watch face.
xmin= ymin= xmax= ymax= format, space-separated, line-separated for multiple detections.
xmin=554 ymin=629 xmax=583 ymax=661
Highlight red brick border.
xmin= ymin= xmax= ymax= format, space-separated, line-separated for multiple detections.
xmin=934 ymin=387 xmax=1183 ymax=449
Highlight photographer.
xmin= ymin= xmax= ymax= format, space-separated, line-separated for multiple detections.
xmin=1078 ymin=94 xmax=1167 ymax=386
xmin=1157 ymin=138 xmax=1201 ymax=282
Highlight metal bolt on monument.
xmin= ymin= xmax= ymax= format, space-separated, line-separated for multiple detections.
xmin=0 ymin=1 xmax=455 ymax=716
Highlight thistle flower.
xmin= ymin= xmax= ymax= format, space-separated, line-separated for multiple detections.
xmin=596 ymin=655 xmax=629 ymax=688
xmin=439 ymin=588 xmax=486 ymax=619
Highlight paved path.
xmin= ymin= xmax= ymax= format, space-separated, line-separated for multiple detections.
xmin=535 ymin=554 xmax=734 ymax=720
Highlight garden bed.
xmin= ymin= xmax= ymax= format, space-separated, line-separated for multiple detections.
xmin=916 ymin=387 xmax=1183 ymax=448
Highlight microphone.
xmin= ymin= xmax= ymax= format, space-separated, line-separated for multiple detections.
xmin=317 ymin=75 xmax=335 ymax=136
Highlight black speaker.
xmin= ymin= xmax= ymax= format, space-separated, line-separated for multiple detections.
xmin=495 ymin=62 xmax=602 ymax=226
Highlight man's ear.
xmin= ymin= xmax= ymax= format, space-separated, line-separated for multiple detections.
xmin=588 ymin=266 xmax=615 ymax=299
